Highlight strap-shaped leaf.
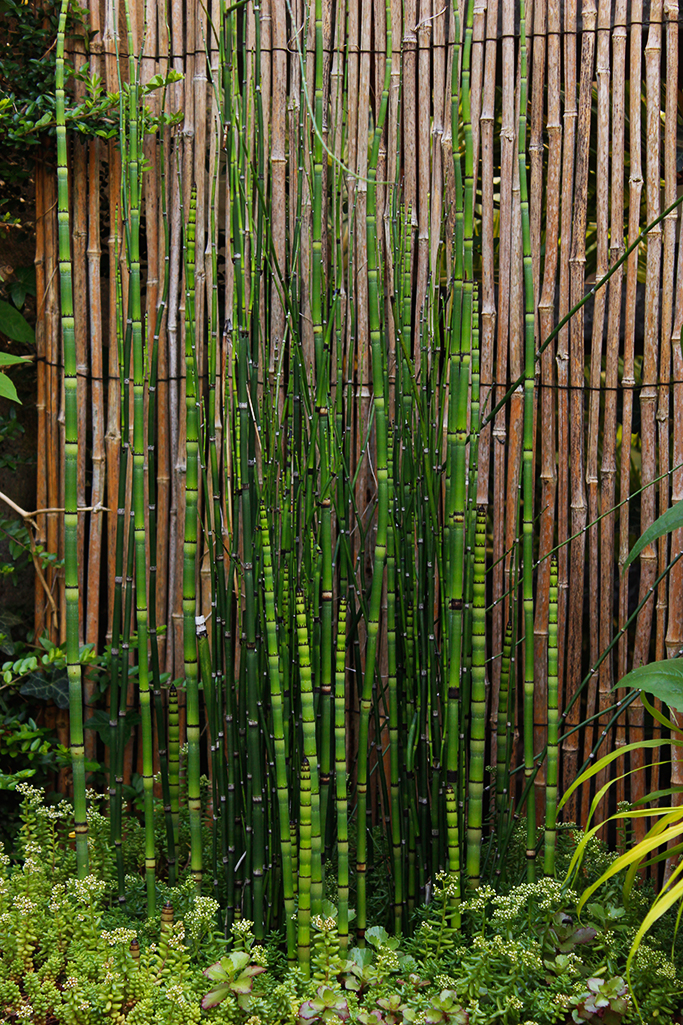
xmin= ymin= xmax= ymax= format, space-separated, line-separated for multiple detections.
xmin=624 ymin=499 xmax=683 ymax=572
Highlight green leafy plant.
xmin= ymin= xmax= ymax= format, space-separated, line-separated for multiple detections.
xmin=299 ymin=985 xmax=351 ymax=1023
xmin=560 ymin=499 xmax=683 ymax=985
xmin=201 ymin=950 xmax=267 ymax=1010
xmin=568 ymin=976 xmax=630 ymax=1024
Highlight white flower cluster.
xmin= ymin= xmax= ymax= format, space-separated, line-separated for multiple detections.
xmin=185 ymin=894 xmax=220 ymax=941
xmin=376 ymin=948 xmax=400 ymax=973
xmin=67 ymin=874 xmax=106 ymax=905
xmin=462 ymin=884 xmax=496 ymax=914
xmin=251 ymin=944 xmax=268 ymax=967
xmin=233 ymin=918 xmax=255 ymax=937
xmin=101 ymin=927 xmax=138 ymax=947
xmin=15 ymin=783 xmax=43 ymax=804
xmin=312 ymin=914 xmax=337 ymax=932
xmin=13 ymin=894 xmax=35 ymax=916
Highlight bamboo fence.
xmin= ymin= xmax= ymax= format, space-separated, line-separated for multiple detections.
xmin=32 ymin=0 xmax=683 ymax=889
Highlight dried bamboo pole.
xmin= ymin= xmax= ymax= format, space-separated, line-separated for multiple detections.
xmin=580 ymin=0 xmax=609 ymax=825
xmin=478 ymin=0 xmax=497 ymax=764
xmin=492 ymin=0 xmax=515 ymax=780
xmin=85 ymin=0 xmax=105 ymax=681
xmin=34 ymin=162 xmax=49 ymax=641
xmin=657 ymin=0 xmax=678 ymax=665
xmin=528 ymin=0 xmax=545 ymax=298
xmin=72 ymin=140 xmax=88 ymax=648
xmin=665 ymin=2 xmax=683 ymax=875
xmin=629 ymin=0 xmax=663 ymax=839
xmin=533 ymin=0 xmax=560 ymax=818
xmin=429 ymin=0 xmax=444 ymax=285
xmin=414 ymin=0 xmax=430 ymax=353
xmin=505 ymin=88 xmax=524 ymax=821
xmin=615 ymin=0 xmax=643 ymax=809
xmin=557 ymin=0 xmax=577 ymax=814
xmin=596 ymin=0 xmax=627 ymax=804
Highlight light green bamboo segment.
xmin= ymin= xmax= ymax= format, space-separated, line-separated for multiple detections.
xmin=496 ymin=622 xmax=514 ymax=829
xmin=444 ymin=0 xmax=467 ymax=863
xmin=56 ymin=0 xmax=88 ymax=878
xmin=334 ymin=598 xmax=349 ymax=948
xmin=544 ymin=558 xmax=559 ymax=876
xmin=387 ymin=431 xmax=403 ymax=935
xmin=298 ymin=758 xmax=312 ymax=976
xmin=260 ymin=504 xmax=295 ymax=963
xmin=168 ymin=682 xmax=180 ymax=847
xmin=445 ymin=785 xmax=460 ymax=925
xmin=183 ymin=185 xmax=202 ymax=891
xmin=295 ymin=591 xmax=322 ymax=916
xmin=356 ymin=0 xmax=392 ymax=940
xmin=466 ymin=509 xmax=487 ymax=885
xmin=518 ymin=0 xmax=537 ymax=882
xmin=124 ymin=2 xmax=155 ymax=914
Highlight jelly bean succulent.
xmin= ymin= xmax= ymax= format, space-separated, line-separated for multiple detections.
xmin=201 ymin=950 xmax=267 ymax=1010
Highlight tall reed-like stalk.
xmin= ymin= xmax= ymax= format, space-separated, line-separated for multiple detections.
xmin=518 ymin=0 xmax=537 ymax=881
xmin=56 ymin=0 xmax=88 ymax=877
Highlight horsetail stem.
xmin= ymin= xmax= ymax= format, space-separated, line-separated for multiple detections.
xmin=56 ymin=0 xmax=88 ymax=878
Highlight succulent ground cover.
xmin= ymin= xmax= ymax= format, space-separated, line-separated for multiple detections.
xmin=1 ymin=786 xmax=681 ymax=1025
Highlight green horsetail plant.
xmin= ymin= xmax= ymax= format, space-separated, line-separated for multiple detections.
xmin=260 ymin=504 xmax=296 ymax=964
xmin=387 ymin=428 xmax=404 ymax=936
xmin=544 ymin=558 xmax=559 ymax=876
xmin=496 ymin=621 xmax=514 ymax=834
xmin=109 ymin=264 xmax=131 ymax=903
xmin=334 ymin=598 xmax=349 ymax=948
xmin=148 ymin=81 xmax=176 ymax=888
xmin=56 ymin=0 xmax=88 ymax=877
xmin=444 ymin=0 xmax=470 ymax=891
xmin=182 ymin=184 xmax=202 ymax=892
xmin=298 ymin=757 xmax=312 ymax=977
xmin=122 ymin=0 xmax=155 ymax=914
xmin=355 ymin=0 xmax=393 ymax=941
xmin=296 ymin=590 xmax=323 ymax=917
xmin=518 ymin=0 xmax=537 ymax=882
xmin=467 ymin=508 xmax=487 ymax=886
xmin=168 ymin=682 xmax=180 ymax=848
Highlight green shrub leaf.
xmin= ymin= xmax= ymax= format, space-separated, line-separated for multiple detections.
xmin=0 ymin=300 xmax=35 ymax=343
xmin=624 ymin=499 xmax=683 ymax=571
xmin=611 ymin=659 xmax=683 ymax=712
xmin=0 ymin=373 xmax=20 ymax=403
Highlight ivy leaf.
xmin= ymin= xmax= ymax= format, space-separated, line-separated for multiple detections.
xmin=611 ymin=659 xmax=683 ymax=713
xmin=85 ymin=708 xmax=140 ymax=748
xmin=20 ymin=670 xmax=69 ymax=709
xmin=0 ymin=300 xmax=35 ymax=343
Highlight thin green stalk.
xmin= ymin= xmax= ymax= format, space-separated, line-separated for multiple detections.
xmin=298 ymin=757 xmax=312 ymax=975
xmin=296 ymin=590 xmax=322 ymax=917
xmin=356 ymin=0 xmax=392 ymax=938
xmin=496 ymin=622 xmax=514 ymax=831
xmin=466 ymin=509 xmax=487 ymax=885
xmin=334 ymin=598 xmax=349 ymax=948
xmin=56 ymin=0 xmax=88 ymax=877
xmin=261 ymin=504 xmax=296 ymax=963
xmin=183 ymin=184 xmax=202 ymax=892
xmin=124 ymin=1 xmax=155 ymax=912
xmin=544 ymin=558 xmax=559 ymax=876
xmin=168 ymin=682 xmax=180 ymax=848
xmin=518 ymin=0 xmax=536 ymax=881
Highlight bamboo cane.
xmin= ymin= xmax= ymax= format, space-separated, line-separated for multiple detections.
xmin=56 ymin=0 xmax=88 ymax=877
